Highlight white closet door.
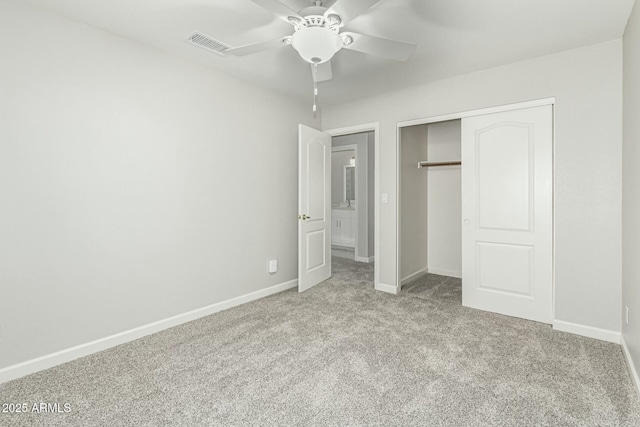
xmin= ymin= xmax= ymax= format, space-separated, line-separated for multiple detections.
xmin=461 ymin=105 xmax=553 ymax=323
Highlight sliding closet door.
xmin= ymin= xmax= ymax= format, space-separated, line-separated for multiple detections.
xmin=461 ymin=105 xmax=552 ymax=324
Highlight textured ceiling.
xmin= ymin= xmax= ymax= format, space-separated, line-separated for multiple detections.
xmin=25 ymin=0 xmax=636 ymax=106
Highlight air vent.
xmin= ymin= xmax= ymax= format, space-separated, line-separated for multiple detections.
xmin=185 ymin=31 xmax=230 ymax=55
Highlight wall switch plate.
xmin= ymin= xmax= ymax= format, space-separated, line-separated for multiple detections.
xmin=269 ymin=260 xmax=278 ymax=274
xmin=626 ymin=306 xmax=630 ymax=325
xmin=381 ymin=193 xmax=388 ymax=204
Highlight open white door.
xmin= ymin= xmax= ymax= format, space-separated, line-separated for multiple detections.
xmin=462 ymin=105 xmax=553 ymax=323
xmin=298 ymin=124 xmax=331 ymax=292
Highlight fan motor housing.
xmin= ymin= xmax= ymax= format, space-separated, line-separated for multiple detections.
xmin=299 ymin=6 xmax=328 ymax=18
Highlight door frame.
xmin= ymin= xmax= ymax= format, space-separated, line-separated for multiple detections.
xmin=395 ymin=98 xmax=556 ymax=319
xmin=324 ymin=123 xmax=380 ymax=290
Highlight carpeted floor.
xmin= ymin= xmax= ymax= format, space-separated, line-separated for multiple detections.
xmin=402 ymin=271 xmax=462 ymax=304
xmin=331 ymin=245 xmax=355 ymax=260
xmin=1 ymin=257 xmax=639 ymax=426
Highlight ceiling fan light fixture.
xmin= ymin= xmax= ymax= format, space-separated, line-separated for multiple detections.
xmin=287 ymin=16 xmax=304 ymax=26
xmin=326 ymin=14 xmax=342 ymax=27
xmin=291 ymin=26 xmax=342 ymax=64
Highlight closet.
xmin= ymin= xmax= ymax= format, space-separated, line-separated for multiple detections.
xmin=398 ymin=103 xmax=553 ymax=324
xmin=399 ymin=120 xmax=462 ymax=287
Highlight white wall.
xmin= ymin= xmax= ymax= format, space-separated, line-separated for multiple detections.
xmin=400 ymin=125 xmax=428 ymax=282
xmin=427 ymin=121 xmax=462 ymax=278
xmin=622 ymin=0 xmax=640 ymax=381
xmin=332 ymin=132 xmax=374 ymax=260
xmin=323 ymin=40 xmax=623 ymax=332
xmin=0 ymin=0 xmax=319 ymax=370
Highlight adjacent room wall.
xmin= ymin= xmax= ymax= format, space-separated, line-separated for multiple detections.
xmin=427 ymin=120 xmax=462 ymax=278
xmin=622 ymin=0 xmax=640 ymax=385
xmin=323 ymin=40 xmax=623 ymax=333
xmin=0 ymin=0 xmax=319 ymax=371
xmin=400 ymin=125 xmax=428 ymax=283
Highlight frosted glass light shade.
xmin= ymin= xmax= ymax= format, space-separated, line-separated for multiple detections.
xmin=291 ymin=26 xmax=342 ymax=64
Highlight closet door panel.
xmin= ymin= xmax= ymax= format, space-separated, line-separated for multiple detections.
xmin=462 ymin=104 xmax=552 ymax=324
xmin=476 ymin=124 xmax=533 ymax=232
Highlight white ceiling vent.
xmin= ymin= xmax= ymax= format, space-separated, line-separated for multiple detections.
xmin=185 ymin=31 xmax=230 ymax=55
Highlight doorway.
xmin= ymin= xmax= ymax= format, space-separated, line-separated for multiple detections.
xmin=298 ymin=123 xmax=380 ymax=293
xmin=325 ymin=123 xmax=380 ymax=290
xmin=330 ymin=131 xmax=375 ymax=281
xmin=399 ymin=120 xmax=462 ymax=304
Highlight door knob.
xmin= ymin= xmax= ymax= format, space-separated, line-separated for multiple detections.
xmin=298 ymin=214 xmax=311 ymax=220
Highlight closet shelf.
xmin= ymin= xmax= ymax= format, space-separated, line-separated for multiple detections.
xmin=417 ymin=160 xmax=462 ymax=169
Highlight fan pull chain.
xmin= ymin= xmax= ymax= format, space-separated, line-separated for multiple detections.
xmin=313 ymin=63 xmax=318 ymax=113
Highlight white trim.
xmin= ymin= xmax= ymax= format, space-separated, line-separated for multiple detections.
xmin=401 ymin=267 xmax=429 ymax=286
xmin=622 ymin=335 xmax=640 ymax=397
xmin=551 ymin=104 xmax=557 ymax=323
xmin=375 ymin=282 xmax=398 ymax=295
xmin=0 ymin=279 xmax=298 ymax=385
xmin=324 ymin=123 xmax=379 ymax=138
xmin=332 ymin=144 xmax=358 ymax=152
xmin=427 ymin=267 xmax=462 ymax=279
xmin=324 ymin=123 xmax=380 ymax=290
xmin=552 ymin=320 xmax=621 ymax=344
xmin=397 ymin=98 xmax=556 ymax=128
xmin=396 ymin=124 xmax=402 ymax=291
xmin=333 ymin=241 xmax=355 ymax=249
xmin=355 ymin=255 xmax=374 ymax=263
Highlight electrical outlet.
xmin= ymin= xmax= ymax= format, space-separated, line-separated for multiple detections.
xmin=626 ymin=306 xmax=630 ymax=325
xmin=268 ymin=260 xmax=278 ymax=274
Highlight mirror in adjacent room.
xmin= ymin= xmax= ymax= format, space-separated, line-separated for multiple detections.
xmin=331 ymin=149 xmax=356 ymax=208
xmin=344 ymin=165 xmax=356 ymax=206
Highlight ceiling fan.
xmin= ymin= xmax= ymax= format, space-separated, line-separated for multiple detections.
xmin=225 ymin=0 xmax=417 ymax=87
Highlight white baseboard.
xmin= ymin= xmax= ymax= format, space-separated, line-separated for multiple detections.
xmin=375 ymin=282 xmax=398 ymax=295
xmin=332 ymin=242 xmax=355 ymax=249
xmin=622 ymin=335 xmax=640 ymax=397
xmin=355 ymin=255 xmax=374 ymax=263
xmin=401 ymin=267 xmax=429 ymax=286
xmin=427 ymin=267 xmax=462 ymax=279
xmin=552 ymin=319 xmax=621 ymax=344
xmin=0 ymin=279 xmax=298 ymax=385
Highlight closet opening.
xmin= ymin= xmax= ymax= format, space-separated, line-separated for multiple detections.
xmin=398 ymin=119 xmax=462 ymax=304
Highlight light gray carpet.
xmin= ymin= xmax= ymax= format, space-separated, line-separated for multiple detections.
xmin=331 ymin=245 xmax=355 ymax=260
xmin=1 ymin=257 xmax=639 ymax=426
xmin=402 ymin=272 xmax=462 ymax=304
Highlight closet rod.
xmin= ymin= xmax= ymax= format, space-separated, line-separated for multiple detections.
xmin=417 ymin=160 xmax=462 ymax=169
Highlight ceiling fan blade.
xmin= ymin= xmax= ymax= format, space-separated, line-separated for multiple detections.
xmin=312 ymin=61 xmax=333 ymax=83
xmin=225 ymin=37 xmax=288 ymax=57
xmin=251 ymin=0 xmax=303 ymax=25
xmin=324 ymin=0 xmax=383 ymax=26
xmin=341 ymin=32 xmax=416 ymax=62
